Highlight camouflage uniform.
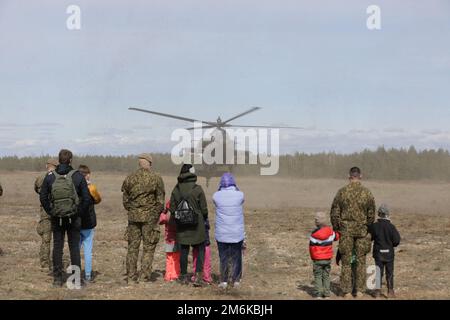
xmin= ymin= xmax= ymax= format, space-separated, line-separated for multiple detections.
xmin=34 ymin=173 xmax=52 ymax=269
xmin=330 ymin=181 xmax=375 ymax=294
xmin=122 ymin=168 xmax=165 ymax=281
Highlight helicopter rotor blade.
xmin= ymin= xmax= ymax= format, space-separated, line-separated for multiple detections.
xmin=223 ymin=124 xmax=304 ymax=129
xmin=185 ymin=125 xmax=217 ymax=130
xmin=222 ymin=107 xmax=261 ymax=124
xmin=129 ymin=107 xmax=218 ymax=127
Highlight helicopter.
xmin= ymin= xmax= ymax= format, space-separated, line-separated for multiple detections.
xmin=129 ymin=106 xmax=302 ymax=187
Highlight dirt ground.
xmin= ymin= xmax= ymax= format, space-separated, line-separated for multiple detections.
xmin=0 ymin=171 xmax=449 ymax=300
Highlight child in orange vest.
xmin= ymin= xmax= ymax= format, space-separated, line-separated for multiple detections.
xmin=309 ymin=212 xmax=340 ymax=298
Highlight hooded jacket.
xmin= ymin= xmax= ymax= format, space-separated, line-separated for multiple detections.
xmin=309 ymin=226 xmax=340 ymax=261
xmin=369 ymin=218 xmax=401 ymax=262
xmin=159 ymin=201 xmax=178 ymax=252
xmin=213 ymin=186 xmax=245 ymax=243
xmin=81 ymin=183 xmax=102 ymax=230
xmin=169 ymin=172 xmax=208 ymax=246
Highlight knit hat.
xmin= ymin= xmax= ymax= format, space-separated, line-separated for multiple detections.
xmin=219 ymin=172 xmax=238 ymax=190
xmin=378 ymin=204 xmax=390 ymax=218
xmin=314 ymin=211 xmax=328 ymax=226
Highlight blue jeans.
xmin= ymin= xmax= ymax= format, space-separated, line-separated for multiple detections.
xmin=80 ymin=229 xmax=95 ymax=280
xmin=217 ymin=241 xmax=243 ymax=283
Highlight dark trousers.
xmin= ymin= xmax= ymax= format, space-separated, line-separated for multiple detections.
xmin=180 ymin=243 xmax=205 ymax=275
xmin=52 ymin=217 xmax=81 ymax=280
xmin=375 ymin=259 xmax=394 ymax=290
xmin=217 ymin=241 xmax=243 ymax=283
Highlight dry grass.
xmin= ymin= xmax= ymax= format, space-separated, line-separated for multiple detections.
xmin=0 ymin=171 xmax=449 ymax=300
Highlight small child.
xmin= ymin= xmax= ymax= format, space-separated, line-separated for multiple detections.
xmin=309 ymin=211 xmax=340 ymax=298
xmin=159 ymin=201 xmax=180 ymax=282
xmin=78 ymin=165 xmax=102 ymax=282
xmin=369 ymin=204 xmax=401 ymax=298
xmin=191 ymin=218 xmax=213 ymax=284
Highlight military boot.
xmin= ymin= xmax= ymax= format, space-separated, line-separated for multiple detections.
xmin=40 ymin=261 xmax=50 ymax=270
xmin=53 ymin=277 xmax=63 ymax=288
xmin=374 ymin=289 xmax=381 ymax=298
xmin=124 ymin=274 xmax=139 ymax=285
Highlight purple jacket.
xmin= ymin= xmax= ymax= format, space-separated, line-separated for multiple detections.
xmin=213 ymin=186 xmax=245 ymax=243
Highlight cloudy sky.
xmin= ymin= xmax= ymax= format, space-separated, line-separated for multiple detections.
xmin=0 ymin=0 xmax=449 ymax=156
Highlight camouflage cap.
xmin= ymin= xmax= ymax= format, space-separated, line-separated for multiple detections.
xmin=378 ymin=204 xmax=390 ymax=218
xmin=138 ymin=153 xmax=153 ymax=164
xmin=46 ymin=158 xmax=59 ymax=167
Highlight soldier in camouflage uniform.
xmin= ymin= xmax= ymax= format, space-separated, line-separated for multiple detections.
xmin=330 ymin=167 xmax=375 ymax=298
xmin=34 ymin=158 xmax=58 ymax=270
xmin=122 ymin=153 xmax=165 ymax=283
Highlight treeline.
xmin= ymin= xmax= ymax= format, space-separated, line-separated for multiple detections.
xmin=277 ymin=147 xmax=450 ymax=180
xmin=2 ymin=147 xmax=450 ymax=181
xmin=0 ymin=154 xmax=179 ymax=175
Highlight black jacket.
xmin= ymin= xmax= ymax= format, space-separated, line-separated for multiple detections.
xmin=369 ymin=218 xmax=401 ymax=262
xmin=81 ymin=193 xmax=97 ymax=229
xmin=40 ymin=164 xmax=90 ymax=221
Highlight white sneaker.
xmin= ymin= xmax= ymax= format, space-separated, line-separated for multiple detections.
xmin=218 ymin=282 xmax=228 ymax=290
xmin=233 ymin=282 xmax=241 ymax=289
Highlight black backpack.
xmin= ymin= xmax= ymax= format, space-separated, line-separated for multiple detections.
xmin=174 ymin=185 xmax=198 ymax=227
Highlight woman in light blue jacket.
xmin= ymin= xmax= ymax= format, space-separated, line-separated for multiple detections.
xmin=213 ymin=173 xmax=245 ymax=289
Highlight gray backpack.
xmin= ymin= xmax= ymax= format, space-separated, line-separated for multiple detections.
xmin=50 ymin=170 xmax=79 ymax=221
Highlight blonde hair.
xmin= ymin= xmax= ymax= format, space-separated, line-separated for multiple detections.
xmin=314 ymin=211 xmax=328 ymax=226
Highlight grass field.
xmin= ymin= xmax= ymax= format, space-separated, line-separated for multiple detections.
xmin=0 ymin=171 xmax=449 ymax=300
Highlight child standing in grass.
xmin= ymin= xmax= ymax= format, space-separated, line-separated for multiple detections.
xmin=369 ymin=204 xmax=401 ymax=298
xmin=309 ymin=211 xmax=340 ymax=298
xmin=159 ymin=201 xmax=180 ymax=281
xmin=78 ymin=165 xmax=102 ymax=282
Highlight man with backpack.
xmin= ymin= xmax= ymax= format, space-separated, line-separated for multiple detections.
xmin=122 ymin=153 xmax=165 ymax=284
xmin=40 ymin=149 xmax=91 ymax=287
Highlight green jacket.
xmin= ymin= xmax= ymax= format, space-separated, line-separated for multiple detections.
xmin=170 ymin=172 xmax=208 ymax=246
xmin=122 ymin=168 xmax=165 ymax=224
xmin=330 ymin=181 xmax=376 ymax=238
xmin=34 ymin=173 xmax=50 ymax=221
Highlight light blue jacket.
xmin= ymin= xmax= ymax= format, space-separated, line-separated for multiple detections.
xmin=213 ymin=186 xmax=245 ymax=243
